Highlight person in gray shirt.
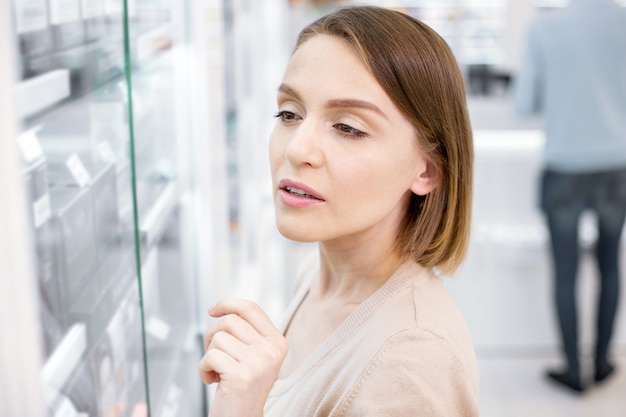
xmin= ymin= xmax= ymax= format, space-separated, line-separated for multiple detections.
xmin=514 ymin=0 xmax=626 ymax=394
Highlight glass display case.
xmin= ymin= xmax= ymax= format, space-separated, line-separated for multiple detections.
xmin=6 ymin=0 xmax=223 ymax=416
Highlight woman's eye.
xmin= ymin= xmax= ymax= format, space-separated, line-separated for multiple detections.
xmin=274 ymin=110 xmax=300 ymax=122
xmin=334 ymin=123 xmax=367 ymax=138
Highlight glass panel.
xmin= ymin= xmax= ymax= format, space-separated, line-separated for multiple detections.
xmin=12 ymin=0 xmax=148 ymax=415
xmin=123 ymin=0 xmax=204 ymax=415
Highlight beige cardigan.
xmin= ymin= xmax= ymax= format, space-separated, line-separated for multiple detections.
xmin=264 ymin=261 xmax=480 ymax=417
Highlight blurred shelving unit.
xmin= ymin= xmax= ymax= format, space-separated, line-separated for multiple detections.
xmin=372 ymin=0 xmax=506 ymax=66
xmin=365 ymin=0 xmax=512 ymax=96
xmin=223 ymin=0 xmax=297 ymax=321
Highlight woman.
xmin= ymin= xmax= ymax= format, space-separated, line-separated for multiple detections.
xmin=199 ymin=6 xmax=478 ymax=416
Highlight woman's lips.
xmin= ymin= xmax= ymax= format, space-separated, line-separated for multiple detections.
xmin=278 ymin=179 xmax=325 ymax=208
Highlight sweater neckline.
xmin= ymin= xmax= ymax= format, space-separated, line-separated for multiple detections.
xmin=270 ymin=260 xmax=429 ymax=396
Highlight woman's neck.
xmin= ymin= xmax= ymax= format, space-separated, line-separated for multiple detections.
xmin=314 ymin=238 xmax=407 ymax=304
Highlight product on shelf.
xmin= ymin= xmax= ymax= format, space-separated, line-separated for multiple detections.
xmin=21 ymin=154 xmax=66 ymax=355
xmin=48 ymin=185 xmax=98 ymax=306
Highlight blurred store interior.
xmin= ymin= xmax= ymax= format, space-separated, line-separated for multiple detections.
xmin=1 ymin=0 xmax=625 ymax=416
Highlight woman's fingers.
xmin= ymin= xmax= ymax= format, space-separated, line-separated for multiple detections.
xmin=198 ymin=368 xmax=219 ymax=385
xmin=209 ymin=298 xmax=283 ymax=338
xmin=199 ymin=298 xmax=288 ymax=417
xmin=199 ymin=344 xmax=239 ymax=383
xmin=204 ymin=313 xmax=260 ymax=351
xmin=210 ymin=330 xmax=249 ymax=361
xmin=200 ymin=328 xmax=250 ymax=385
xmin=199 ymin=299 xmax=288 ymax=387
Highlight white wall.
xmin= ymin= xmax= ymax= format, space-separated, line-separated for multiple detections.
xmin=501 ymin=0 xmax=537 ymax=72
xmin=0 ymin=3 xmax=46 ymax=414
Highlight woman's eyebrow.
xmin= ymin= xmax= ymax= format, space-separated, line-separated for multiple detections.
xmin=325 ymin=99 xmax=387 ymax=119
xmin=277 ymin=83 xmax=301 ymax=100
xmin=278 ymin=83 xmax=387 ymax=120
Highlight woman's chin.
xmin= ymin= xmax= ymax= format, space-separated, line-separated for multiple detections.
xmin=276 ymin=223 xmax=321 ymax=243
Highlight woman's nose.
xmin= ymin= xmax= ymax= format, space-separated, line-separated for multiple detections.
xmin=284 ymin=118 xmax=324 ymax=168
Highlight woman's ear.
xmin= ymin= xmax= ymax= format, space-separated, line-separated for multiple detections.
xmin=410 ymin=161 xmax=438 ymax=196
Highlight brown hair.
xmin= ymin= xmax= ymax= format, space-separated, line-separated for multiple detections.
xmin=296 ymin=6 xmax=473 ymax=274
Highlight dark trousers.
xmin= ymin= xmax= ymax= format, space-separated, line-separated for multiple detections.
xmin=541 ymin=167 xmax=626 ymax=377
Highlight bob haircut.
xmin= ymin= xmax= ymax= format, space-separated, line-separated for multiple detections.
xmin=295 ymin=6 xmax=473 ymax=274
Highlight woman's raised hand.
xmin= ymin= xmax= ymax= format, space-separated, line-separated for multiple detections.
xmin=199 ymin=299 xmax=288 ymax=417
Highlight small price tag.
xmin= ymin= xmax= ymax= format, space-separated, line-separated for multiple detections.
xmin=116 ymin=82 xmax=143 ymax=113
xmin=17 ymin=130 xmax=44 ymax=163
xmin=33 ymin=194 xmax=52 ymax=228
xmin=96 ymin=140 xmax=117 ymax=164
xmin=65 ymin=154 xmax=91 ymax=188
xmin=145 ymin=317 xmax=171 ymax=341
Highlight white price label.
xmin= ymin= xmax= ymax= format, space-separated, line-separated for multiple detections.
xmin=65 ymin=154 xmax=91 ymax=187
xmin=96 ymin=140 xmax=117 ymax=164
xmin=33 ymin=193 xmax=52 ymax=228
xmin=145 ymin=317 xmax=171 ymax=341
xmin=115 ymin=81 xmax=144 ymax=112
xmin=17 ymin=130 xmax=44 ymax=163
xmin=106 ymin=309 xmax=126 ymax=365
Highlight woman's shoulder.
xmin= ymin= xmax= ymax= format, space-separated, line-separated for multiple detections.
xmin=334 ymin=325 xmax=480 ymax=417
xmin=381 ymin=263 xmax=470 ymax=335
xmin=374 ymin=263 xmax=478 ymax=380
xmin=340 ymin=266 xmax=480 ymax=416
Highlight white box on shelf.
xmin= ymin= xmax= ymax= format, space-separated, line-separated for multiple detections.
xmin=15 ymin=69 xmax=71 ymax=118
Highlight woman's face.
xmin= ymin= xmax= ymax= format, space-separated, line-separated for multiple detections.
xmin=269 ymin=34 xmax=434 ymax=244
